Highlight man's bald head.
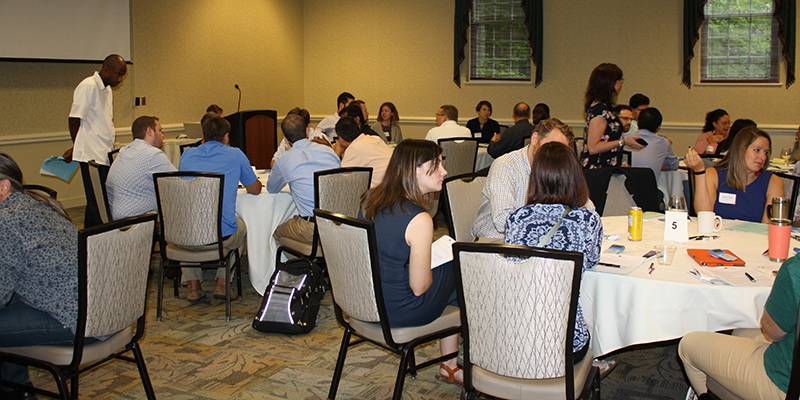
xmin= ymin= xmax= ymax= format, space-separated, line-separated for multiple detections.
xmin=100 ymin=54 xmax=127 ymax=88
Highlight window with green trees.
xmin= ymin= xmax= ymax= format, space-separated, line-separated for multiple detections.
xmin=469 ymin=0 xmax=531 ymax=81
xmin=702 ymin=0 xmax=779 ymax=83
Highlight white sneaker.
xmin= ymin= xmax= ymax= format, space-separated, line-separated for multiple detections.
xmin=685 ymin=386 xmax=698 ymax=400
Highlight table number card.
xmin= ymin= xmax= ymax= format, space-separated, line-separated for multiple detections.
xmin=664 ymin=211 xmax=689 ymax=242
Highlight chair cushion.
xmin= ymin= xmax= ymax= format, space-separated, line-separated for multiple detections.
xmin=277 ymin=236 xmax=323 ymax=258
xmin=165 ymin=243 xmax=231 ymax=263
xmin=350 ymin=306 xmax=460 ymax=344
xmin=471 ymin=347 xmax=594 ymax=400
xmin=0 ymin=327 xmax=134 ymax=366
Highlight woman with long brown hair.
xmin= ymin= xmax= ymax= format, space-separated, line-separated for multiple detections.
xmin=359 ymin=139 xmax=462 ymax=386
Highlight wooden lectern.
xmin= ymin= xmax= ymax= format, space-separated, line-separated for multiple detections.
xmin=225 ymin=110 xmax=277 ymax=169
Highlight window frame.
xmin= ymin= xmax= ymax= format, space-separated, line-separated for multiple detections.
xmin=699 ymin=0 xmax=781 ymax=84
xmin=466 ymin=0 xmax=532 ymax=84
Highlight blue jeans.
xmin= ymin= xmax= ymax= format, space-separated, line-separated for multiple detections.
xmin=0 ymin=295 xmax=76 ymax=385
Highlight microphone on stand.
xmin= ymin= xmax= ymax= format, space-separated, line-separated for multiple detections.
xmin=234 ymin=84 xmax=241 ymax=113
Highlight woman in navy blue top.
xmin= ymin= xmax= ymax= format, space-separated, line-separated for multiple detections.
xmin=466 ymin=100 xmax=501 ymax=144
xmin=686 ymin=127 xmax=784 ymax=223
xmin=359 ymin=139 xmax=462 ymax=385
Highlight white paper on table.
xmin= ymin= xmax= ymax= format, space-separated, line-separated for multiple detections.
xmin=711 ymin=267 xmax=775 ymax=287
xmin=688 ymin=267 xmax=725 ymax=285
xmin=431 ymin=235 xmax=455 ymax=269
xmin=597 ymin=253 xmax=649 ymax=271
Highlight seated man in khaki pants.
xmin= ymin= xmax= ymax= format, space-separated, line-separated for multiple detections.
xmin=179 ymin=114 xmax=262 ymax=301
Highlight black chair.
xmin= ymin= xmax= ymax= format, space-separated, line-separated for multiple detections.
xmin=107 ymin=148 xmax=120 ymax=165
xmin=775 ymin=172 xmax=800 ymax=220
xmin=453 ymin=242 xmax=600 ymax=400
xmin=583 ymin=167 xmax=662 ymax=216
xmin=153 ymin=171 xmax=243 ymax=321
xmin=22 ymin=184 xmax=57 ymax=200
xmin=573 ymin=137 xmax=586 ymax=157
xmin=179 ymin=140 xmax=202 ymax=155
xmin=0 ymin=214 xmax=158 ymax=400
xmin=314 ymin=209 xmax=461 ymax=400
xmin=441 ymin=171 xmax=488 ymax=242
xmin=276 ymin=167 xmax=372 ymax=263
xmin=438 ymin=137 xmax=479 ymax=177
xmin=87 ymin=160 xmax=112 ymax=223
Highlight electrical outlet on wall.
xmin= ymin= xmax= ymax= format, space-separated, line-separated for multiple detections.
xmin=135 ymin=97 xmax=140 ymax=106
xmin=141 ymin=97 xmax=146 ymax=106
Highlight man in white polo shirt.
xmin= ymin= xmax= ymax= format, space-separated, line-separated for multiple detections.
xmin=106 ymin=116 xmax=176 ymax=220
xmin=425 ymin=105 xmax=471 ymax=142
xmin=63 ymin=54 xmax=127 ymax=227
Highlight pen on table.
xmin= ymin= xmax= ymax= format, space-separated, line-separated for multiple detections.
xmin=792 ymin=234 xmax=800 ymax=242
xmin=647 ymin=263 xmax=655 ymax=275
xmin=745 ymin=272 xmax=757 ymax=283
xmin=598 ymin=263 xmax=622 ymax=269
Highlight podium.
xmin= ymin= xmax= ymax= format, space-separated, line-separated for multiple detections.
xmin=225 ymin=110 xmax=277 ymax=169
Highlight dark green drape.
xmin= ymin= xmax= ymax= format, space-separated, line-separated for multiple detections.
xmin=683 ymin=0 xmax=707 ymax=87
xmin=775 ymin=0 xmax=796 ymax=87
xmin=521 ymin=0 xmax=543 ymax=86
xmin=454 ymin=0 xmax=472 ymax=87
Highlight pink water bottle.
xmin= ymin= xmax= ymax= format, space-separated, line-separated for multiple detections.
xmin=768 ymin=197 xmax=792 ymax=262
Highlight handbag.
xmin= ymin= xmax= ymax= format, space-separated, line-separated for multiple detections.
xmin=252 ymin=257 xmax=324 ymax=334
xmin=536 ymin=206 xmax=571 ymax=247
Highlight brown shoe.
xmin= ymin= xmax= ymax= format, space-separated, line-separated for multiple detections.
xmin=187 ymin=288 xmax=205 ymax=302
xmin=213 ymin=285 xmax=235 ymax=300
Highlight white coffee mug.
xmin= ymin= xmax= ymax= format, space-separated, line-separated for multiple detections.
xmin=697 ymin=211 xmax=723 ymax=233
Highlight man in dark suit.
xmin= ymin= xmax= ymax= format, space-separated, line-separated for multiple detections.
xmin=487 ymin=102 xmax=534 ymax=159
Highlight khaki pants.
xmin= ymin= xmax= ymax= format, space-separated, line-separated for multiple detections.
xmin=273 ymin=215 xmax=315 ymax=244
xmin=678 ymin=330 xmax=785 ymax=399
xmin=181 ymin=217 xmax=247 ymax=281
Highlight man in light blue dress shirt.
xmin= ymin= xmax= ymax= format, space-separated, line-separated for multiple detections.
xmin=268 ymin=114 xmax=341 ymax=244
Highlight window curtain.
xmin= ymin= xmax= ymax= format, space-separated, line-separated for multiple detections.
xmin=683 ymin=0 xmax=707 ymax=87
xmin=453 ymin=0 xmax=472 ymax=87
xmin=775 ymin=0 xmax=796 ymax=87
xmin=521 ymin=0 xmax=543 ymax=87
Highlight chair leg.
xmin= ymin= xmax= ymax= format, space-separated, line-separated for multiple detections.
xmin=131 ymin=342 xmax=157 ymax=400
xmin=406 ymin=346 xmax=417 ymax=379
xmin=392 ymin=346 xmax=413 ymax=400
xmin=235 ymin=250 xmax=243 ymax=300
xmin=171 ymin=265 xmax=180 ymax=299
xmin=157 ymin=261 xmax=165 ymax=322
xmin=69 ymin=374 xmax=79 ymax=400
xmin=327 ymin=329 xmax=352 ymax=400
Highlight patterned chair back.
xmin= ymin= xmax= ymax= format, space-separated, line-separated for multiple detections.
xmin=455 ymin=245 xmax=582 ymax=380
xmin=154 ymin=172 xmax=223 ymax=247
xmin=438 ymin=138 xmax=479 ymax=176
xmin=315 ymin=211 xmax=381 ymax=322
xmin=315 ymin=167 xmax=372 ymax=218
xmin=443 ymin=173 xmax=487 ymax=242
xmin=82 ymin=217 xmax=155 ymax=338
xmin=88 ymin=160 xmax=112 ymax=223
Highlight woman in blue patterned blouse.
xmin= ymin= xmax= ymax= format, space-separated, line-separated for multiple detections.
xmin=505 ymin=142 xmax=603 ymax=364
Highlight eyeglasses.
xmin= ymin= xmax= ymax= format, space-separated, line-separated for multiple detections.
xmin=435 ymin=113 xmax=445 ymax=117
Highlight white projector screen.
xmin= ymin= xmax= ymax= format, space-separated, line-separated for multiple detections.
xmin=0 ymin=0 xmax=131 ymax=62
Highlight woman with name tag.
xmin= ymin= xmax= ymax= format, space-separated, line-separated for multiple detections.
xmin=694 ymin=109 xmax=731 ymax=155
xmin=358 ymin=139 xmax=462 ymax=386
xmin=505 ymin=142 xmax=603 ymax=367
xmin=686 ymin=127 xmax=784 ymax=223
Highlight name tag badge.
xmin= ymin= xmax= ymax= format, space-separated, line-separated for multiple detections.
xmin=719 ymin=192 xmax=736 ymax=205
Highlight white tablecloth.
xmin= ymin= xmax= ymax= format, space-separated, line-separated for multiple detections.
xmin=581 ymin=215 xmax=776 ymax=356
xmin=475 ymin=147 xmax=494 ymax=171
xmin=657 ymin=169 xmax=687 ymax=200
xmin=236 ymin=175 xmax=297 ymax=295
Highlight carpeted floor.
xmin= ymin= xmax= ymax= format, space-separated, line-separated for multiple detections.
xmin=23 ymin=208 xmax=693 ymax=399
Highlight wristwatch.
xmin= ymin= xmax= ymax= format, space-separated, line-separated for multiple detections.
xmin=618 ymin=138 xmax=624 ymax=148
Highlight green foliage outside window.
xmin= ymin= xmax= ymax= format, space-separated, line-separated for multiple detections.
xmin=470 ymin=0 xmax=531 ymax=81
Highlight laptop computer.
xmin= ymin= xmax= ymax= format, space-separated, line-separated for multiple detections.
xmin=182 ymin=122 xmax=203 ymax=139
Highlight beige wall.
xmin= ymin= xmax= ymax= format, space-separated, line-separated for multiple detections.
xmin=2 ymin=0 xmax=799 ymax=207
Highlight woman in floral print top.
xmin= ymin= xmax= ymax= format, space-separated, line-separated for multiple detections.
xmin=580 ymin=63 xmax=645 ymax=169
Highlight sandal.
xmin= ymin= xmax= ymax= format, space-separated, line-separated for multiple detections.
xmin=593 ymin=358 xmax=617 ymax=380
xmin=435 ymin=362 xmax=463 ymax=387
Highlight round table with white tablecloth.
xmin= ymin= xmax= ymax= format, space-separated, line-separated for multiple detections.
xmin=581 ymin=215 xmax=776 ymax=356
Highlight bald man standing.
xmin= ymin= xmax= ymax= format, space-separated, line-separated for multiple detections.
xmin=63 ymin=54 xmax=127 ymax=227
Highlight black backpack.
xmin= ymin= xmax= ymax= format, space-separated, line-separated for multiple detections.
xmin=252 ymin=257 xmax=325 ymax=334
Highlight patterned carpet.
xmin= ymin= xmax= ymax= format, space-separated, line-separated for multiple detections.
xmin=23 ymin=208 xmax=692 ymax=399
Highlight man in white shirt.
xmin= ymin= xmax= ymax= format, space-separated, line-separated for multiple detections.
xmin=316 ymin=92 xmax=354 ymax=141
xmin=471 ymin=118 xmax=576 ymax=239
xmin=106 ymin=116 xmax=176 ymax=220
xmin=336 ymin=116 xmax=391 ymax=188
xmin=64 ymin=54 xmax=127 ymax=227
xmin=425 ymin=105 xmax=472 ymax=142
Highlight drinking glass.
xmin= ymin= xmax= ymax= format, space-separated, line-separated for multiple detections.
xmin=781 ymin=148 xmax=792 ymax=162
xmin=668 ymin=195 xmax=687 ymax=212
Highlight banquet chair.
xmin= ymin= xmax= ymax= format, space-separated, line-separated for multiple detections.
xmin=499 ymin=124 xmax=509 ymax=135
xmin=572 ymin=137 xmax=586 ymax=157
xmin=438 ymin=138 xmax=479 ymax=177
xmin=22 ymin=184 xmax=57 ymax=200
xmin=452 ymin=242 xmax=600 ymax=400
xmin=774 ymin=172 xmax=800 ymax=221
xmin=276 ymin=167 xmax=372 ymax=262
xmin=179 ymin=140 xmax=202 ymax=155
xmin=442 ymin=171 xmax=488 ymax=242
xmin=0 ymin=214 xmax=158 ymax=400
xmin=107 ymin=148 xmax=120 ymax=165
xmin=314 ymin=210 xmax=461 ymax=400
xmin=87 ymin=160 xmax=112 ymax=223
xmin=583 ymin=167 xmax=662 ymax=217
xmin=153 ymin=171 xmax=242 ymax=321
